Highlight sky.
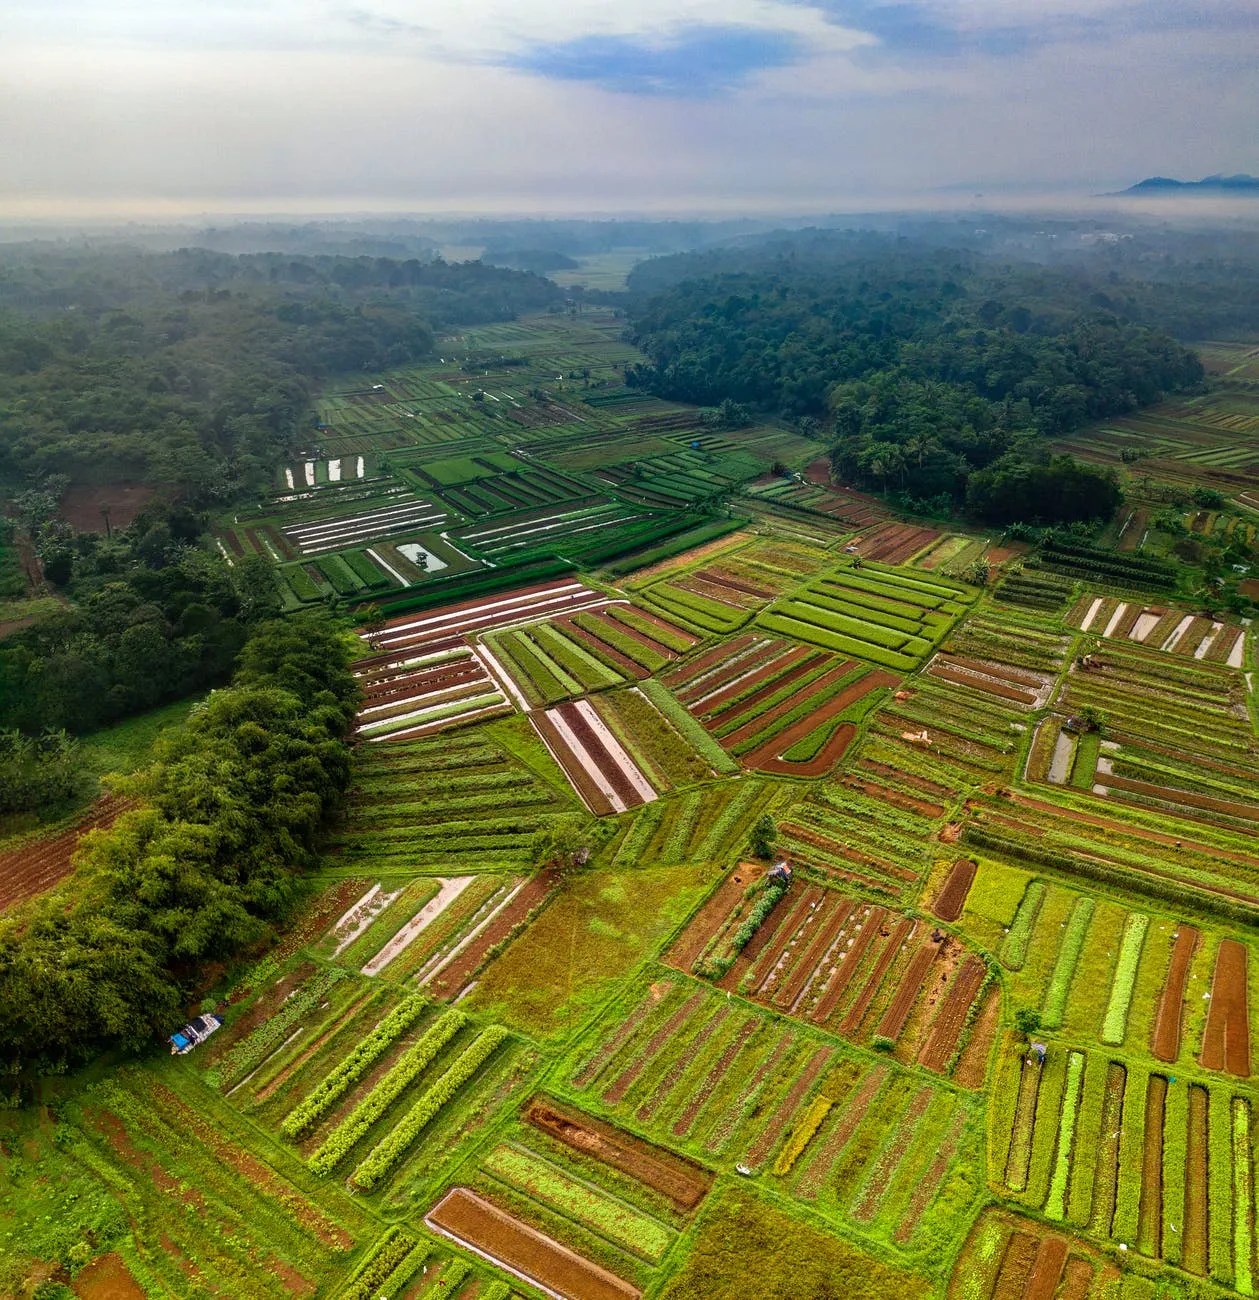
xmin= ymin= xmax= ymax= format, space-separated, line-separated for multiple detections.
xmin=2 ymin=0 xmax=1257 ymax=216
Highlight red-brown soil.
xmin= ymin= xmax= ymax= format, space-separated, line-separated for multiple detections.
xmin=675 ymin=640 xmax=784 ymax=705
xmin=674 ymin=574 xmax=753 ymax=611
xmin=1022 ymin=1236 xmax=1070 ymax=1300
xmin=858 ymin=758 xmax=951 ymax=800
xmin=1105 ymin=775 xmax=1259 ymax=823
xmin=1184 ymin=1084 xmax=1209 ymax=1275
xmin=840 ymin=917 xmax=915 ymax=1035
xmin=918 ymin=956 xmax=986 ymax=1073
xmin=810 ymin=906 xmax=888 ymax=1023
xmin=427 ymin=1187 xmax=640 ymax=1300
xmin=60 ymin=483 xmax=159 ymax=532
xmin=573 ymin=996 xmax=655 ymax=1089
xmin=742 ymin=671 xmax=898 ymax=775
xmin=428 ymin=870 xmax=557 ymax=1001
xmin=555 ymin=703 xmax=645 ymax=810
xmin=992 ymin=1232 xmax=1041 ymax=1300
xmin=664 ymin=867 xmax=752 ymax=972
xmin=1138 ymin=1075 xmax=1166 ymax=1258
xmin=933 ymin=859 xmax=978 ymax=922
xmin=723 ymin=887 xmax=824 ymax=994
xmin=939 ymin=654 xmax=1044 ymax=688
xmin=672 ymin=1016 xmax=761 ymax=1138
xmin=875 ymin=940 xmax=940 ymax=1042
xmin=698 ymin=646 xmax=821 ymax=724
xmin=561 ymin=616 xmax=649 ymax=677
xmin=720 ymin=658 xmax=853 ymax=747
xmin=1059 ymin=1258 xmax=1097 ymax=1300
xmin=857 ymin=522 xmax=941 ymax=564
xmin=604 ymin=603 xmax=698 ymax=646
xmin=696 ymin=566 xmax=774 ymax=599
xmin=1199 ymin=938 xmax=1251 ymax=1075
xmin=355 ymin=634 xmax=463 ymax=672
xmin=1151 ymin=925 xmax=1199 ymax=1062
xmin=954 ymin=985 xmax=1001 ymax=1090
xmin=840 ymin=774 xmax=943 ymax=819
xmin=603 ymin=991 xmax=705 ymax=1104
xmin=743 ymin=1045 xmax=833 ymax=1170
xmin=526 ymin=1096 xmax=713 ymax=1210
xmin=662 ymin=632 xmax=758 ymax=691
xmin=0 ymin=794 xmax=131 ymax=911
xmin=783 ymin=823 xmax=917 ymax=884
xmin=358 ymin=659 xmax=486 ymax=708
xmin=929 ymin=663 xmax=1038 ymax=705
xmin=73 ymin=1252 xmax=147 ymax=1300
xmin=530 ymin=712 xmax=613 ymax=816
xmin=776 ymin=898 xmax=855 ymax=1012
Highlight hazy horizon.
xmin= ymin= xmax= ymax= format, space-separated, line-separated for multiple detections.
xmin=5 ymin=0 xmax=1257 ymax=219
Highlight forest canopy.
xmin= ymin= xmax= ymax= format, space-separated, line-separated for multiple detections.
xmin=624 ymin=239 xmax=1203 ymax=522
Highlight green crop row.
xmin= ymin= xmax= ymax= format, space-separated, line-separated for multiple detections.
xmin=1000 ymin=881 xmax=1046 ymax=971
xmin=352 ymin=1025 xmax=510 ymax=1191
xmin=573 ymin=611 xmax=667 ymax=672
xmin=281 ymin=997 xmax=428 ymax=1139
xmin=1044 ymin=1050 xmax=1085 ymax=1220
xmin=317 ymin=553 xmax=364 ymax=596
xmin=1100 ymin=913 xmax=1148 ymax=1045
xmin=638 ymin=679 xmax=739 ymax=774
xmin=532 ymin=622 xmax=623 ymax=690
xmin=607 ymin=603 xmax=693 ymax=652
xmin=343 ymin=549 xmax=392 ymax=588
xmin=1041 ymin=897 xmax=1094 ymax=1030
xmin=336 ymin=1227 xmax=420 ymax=1300
xmin=309 ymin=1009 xmax=467 ymax=1174
xmin=482 ymin=1144 xmax=674 ymax=1260
xmin=757 ymin=612 xmax=918 ymax=671
xmin=284 ymin=564 xmax=324 ymax=602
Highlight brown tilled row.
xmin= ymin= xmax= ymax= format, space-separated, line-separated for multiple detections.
xmin=1199 ymin=939 xmax=1251 ymax=1075
xmin=636 ymin=1006 xmax=731 ymax=1124
xmin=354 ymin=635 xmax=464 ymax=673
xmin=427 ymin=870 xmax=557 ymax=1002
xmin=672 ymin=1016 xmax=762 ymax=1138
xmin=1151 ymin=925 xmax=1199 ymax=1061
xmin=719 ymin=659 xmax=854 ymax=747
xmin=810 ymin=907 xmax=888 ymax=1023
xmin=991 ymin=1231 xmax=1041 ymax=1300
xmin=664 ymin=869 xmax=751 ymax=972
xmin=757 ymin=893 xmax=837 ymax=1003
xmin=560 ymin=615 xmax=648 ymax=677
xmin=1138 ymin=1075 xmax=1166 ymax=1258
xmin=572 ymin=995 xmax=655 ymax=1090
xmin=782 ymin=823 xmax=917 ymax=882
xmin=604 ymin=602 xmax=697 ymax=647
xmin=859 ymin=523 xmax=941 ymax=564
xmin=674 ymin=574 xmax=756 ymax=611
xmin=933 ymin=859 xmax=978 ymax=922
xmin=0 ymin=794 xmax=132 ymax=911
xmin=662 ymin=632 xmax=759 ymax=690
xmin=940 ymin=652 xmax=1046 ymax=688
xmin=604 ymin=991 xmax=706 ymax=1104
xmin=696 ymin=566 xmax=775 ymax=599
xmin=676 ymin=639 xmax=785 ymax=705
xmin=427 ymin=1188 xmax=640 ymax=1300
xmin=777 ymin=899 xmax=856 ymax=1012
xmin=929 ymin=662 xmax=1038 ymax=705
xmin=556 ymin=702 xmax=646 ymax=810
xmin=743 ymin=672 xmax=897 ymax=775
xmin=1104 ymin=775 xmax=1259 ymax=824
xmin=840 ymin=917 xmax=916 ymax=1036
xmin=743 ymin=1045 xmax=833 ymax=1170
xmin=724 ymin=888 xmax=825 ymax=994
xmin=840 ymin=774 xmax=944 ymax=818
xmin=858 ymin=758 xmax=952 ymax=800
xmin=918 ymin=956 xmax=987 ymax=1073
xmin=875 ymin=940 xmax=940 ymax=1042
xmin=358 ymin=660 xmax=485 ymax=706
xmin=530 ymin=712 xmax=613 ymax=816
xmin=527 ymin=1096 xmax=713 ymax=1210
xmin=698 ymin=646 xmax=822 ymax=725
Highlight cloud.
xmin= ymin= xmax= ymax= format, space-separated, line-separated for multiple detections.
xmin=501 ymin=24 xmax=805 ymax=96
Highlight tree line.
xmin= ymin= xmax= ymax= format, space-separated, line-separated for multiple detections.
xmin=0 ymin=613 xmax=358 ymax=1081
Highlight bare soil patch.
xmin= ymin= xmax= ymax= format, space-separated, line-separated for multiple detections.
xmin=1151 ymin=925 xmax=1199 ymax=1062
xmin=0 ymin=794 xmax=131 ymax=911
xmin=1199 ymin=938 xmax=1251 ymax=1075
xmin=918 ymin=955 xmax=986 ymax=1073
xmin=60 ymin=483 xmax=160 ymax=532
xmin=932 ymin=859 xmax=978 ymax=922
xmin=73 ymin=1252 xmax=147 ymax=1300
xmin=664 ymin=867 xmax=752 ymax=972
xmin=427 ymin=1187 xmax=640 ymax=1300
xmin=527 ymin=1095 xmax=712 ymax=1210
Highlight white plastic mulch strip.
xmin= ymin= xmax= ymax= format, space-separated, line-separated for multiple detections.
xmin=1078 ymin=597 xmax=1104 ymax=632
xmin=1161 ymin=614 xmax=1195 ymax=653
xmin=370 ymin=583 xmax=590 ymax=646
xmin=359 ymin=690 xmax=503 ymax=736
xmin=215 ymin=539 xmax=234 ymax=566
xmin=470 ymin=643 xmax=530 ymax=712
xmin=330 ymin=883 xmax=380 ymax=935
xmin=1194 ymin=623 xmax=1225 ymax=661
xmin=331 ymin=885 xmax=401 ymax=957
xmin=360 ymin=876 xmax=476 ymax=976
xmin=328 ymin=458 xmax=342 ymax=482
xmin=418 ymin=880 xmax=527 ymax=988
xmin=1102 ymin=603 xmax=1129 ymax=639
xmin=487 ymin=514 xmax=647 ymax=555
xmin=547 ymin=708 xmax=627 ymax=813
xmin=690 ymin=645 xmax=791 ymax=709
xmin=357 ymin=456 xmax=365 ymax=477
xmin=366 ymin=547 xmax=409 ymax=586
xmin=459 ymin=505 xmax=619 ymax=543
xmin=372 ymin=700 xmax=511 ymax=743
xmin=359 ymin=678 xmax=487 ymax=719
xmin=1131 ymin=611 xmax=1161 ymax=641
xmin=285 ymin=498 xmax=436 ymax=537
xmin=284 ymin=468 xmax=295 ymax=490
xmin=1229 ymin=632 xmax=1247 ymax=669
xmin=572 ymin=699 xmax=656 ymax=804
xmin=304 ymin=461 xmax=316 ymax=487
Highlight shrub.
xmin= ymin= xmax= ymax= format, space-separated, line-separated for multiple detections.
xmin=337 ymin=1227 xmax=419 ymax=1300
xmin=773 ymin=1096 xmax=832 ymax=1176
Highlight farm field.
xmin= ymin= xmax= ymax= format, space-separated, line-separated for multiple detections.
xmin=17 ymin=312 xmax=1259 ymax=1300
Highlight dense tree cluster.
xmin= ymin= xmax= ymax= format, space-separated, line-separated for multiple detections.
xmin=623 ymin=236 xmax=1203 ymax=522
xmin=0 ymin=505 xmax=281 ymax=732
xmin=0 ymin=729 xmax=78 ymax=814
xmin=0 ymin=614 xmax=357 ymax=1077
xmin=0 ymin=248 xmax=563 ymax=498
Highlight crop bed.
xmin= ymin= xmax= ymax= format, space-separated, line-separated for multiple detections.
xmin=0 ymin=793 xmax=131 ymax=911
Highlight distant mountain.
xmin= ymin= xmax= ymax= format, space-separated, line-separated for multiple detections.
xmin=1113 ymin=173 xmax=1259 ymax=196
